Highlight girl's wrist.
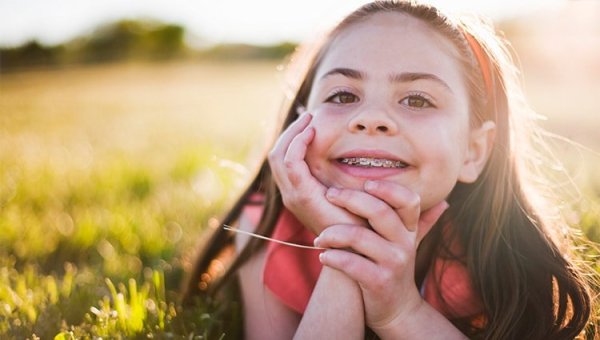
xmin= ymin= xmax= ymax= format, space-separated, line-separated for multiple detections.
xmin=368 ymin=296 xmax=425 ymax=339
xmin=371 ymin=300 xmax=467 ymax=340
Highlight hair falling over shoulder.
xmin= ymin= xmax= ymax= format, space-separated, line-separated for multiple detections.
xmin=182 ymin=1 xmax=598 ymax=338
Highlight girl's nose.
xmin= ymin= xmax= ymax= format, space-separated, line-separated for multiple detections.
xmin=347 ymin=108 xmax=398 ymax=135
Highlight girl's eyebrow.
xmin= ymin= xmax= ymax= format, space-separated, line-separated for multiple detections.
xmin=390 ymin=72 xmax=453 ymax=93
xmin=320 ymin=67 xmax=453 ymax=93
xmin=320 ymin=67 xmax=365 ymax=80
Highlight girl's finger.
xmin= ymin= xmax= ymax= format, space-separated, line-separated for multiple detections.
xmin=283 ymin=127 xmax=315 ymax=187
xmin=268 ymin=113 xmax=313 ymax=178
xmin=314 ymin=224 xmax=393 ymax=263
xmin=269 ymin=112 xmax=312 ymax=158
xmin=363 ymin=180 xmax=421 ymax=232
xmin=319 ymin=249 xmax=381 ymax=288
xmin=326 ymin=187 xmax=412 ymax=244
xmin=284 ymin=126 xmax=314 ymax=163
xmin=364 ymin=180 xmax=448 ymax=243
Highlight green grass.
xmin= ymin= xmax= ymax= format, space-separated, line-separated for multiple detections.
xmin=0 ymin=61 xmax=282 ymax=338
xmin=0 ymin=60 xmax=599 ymax=338
xmin=1 ymin=260 xmax=227 ymax=339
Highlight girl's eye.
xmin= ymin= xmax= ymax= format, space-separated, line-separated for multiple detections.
xmin=325 ymin=91 xmax=359 ymax=104
xmin=400 ymin=94 xmax=434 ymax=109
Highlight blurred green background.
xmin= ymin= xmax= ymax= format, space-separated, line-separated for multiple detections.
xmin=1 ymin=1 xmax=599 ymax=338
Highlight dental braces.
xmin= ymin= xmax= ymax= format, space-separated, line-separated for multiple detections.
xmin=340 ymin=157 xmax=405 ymax=168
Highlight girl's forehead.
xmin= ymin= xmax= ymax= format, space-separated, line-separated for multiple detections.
xmin=318 ymin=12 xmax=462 ymax=77
xmin=332 ymin=12 xmax=457 ymax=53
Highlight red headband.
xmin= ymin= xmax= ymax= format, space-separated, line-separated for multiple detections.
xmin=463 ymin=31 xmax=493 ymax=96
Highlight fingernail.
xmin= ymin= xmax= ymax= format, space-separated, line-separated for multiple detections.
xmin=319 ymin=252 xmax=326 ymax=263
xmin=442 ymin=201 xmax=450 ymax=210
xmin=296 ymin=105 xmax=306 ymax=115
xmin=313 ymin=236 xmax=320 ymax=247
xmin=326 ymin=187 xmax=339 ymax=199
xmin=364 ymin=180 xmax=377 ymax=191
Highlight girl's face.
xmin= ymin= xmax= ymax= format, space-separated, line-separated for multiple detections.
xmin=305 ymin=12 xmax=486 ymax=210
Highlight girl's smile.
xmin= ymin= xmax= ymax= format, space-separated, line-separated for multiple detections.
xmin=304 ymin=12 xmax=484 ymax=210
xmin=333 ymin=148 xmax=411 ymax=179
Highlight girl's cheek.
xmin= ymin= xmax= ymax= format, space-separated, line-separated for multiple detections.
xmin=310 ymin=108 xmax=342 ymax=132
xmin=304 ymin=146 xmax=329 ymax=186
xmin=307 ymin=113 xmax=340 ymax=153
xmin=304 ymin=131 xmax=321 ymax=168
xmin=312 ymin=104 xmax=352 ymax=117
xmin=304 ymin=125 xmax=333 ymax=187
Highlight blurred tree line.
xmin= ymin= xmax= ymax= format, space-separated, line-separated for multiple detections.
xmin=0 ymin=19 xmax=297 ymax=72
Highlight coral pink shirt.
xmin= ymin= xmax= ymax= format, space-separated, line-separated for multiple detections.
xmin=242 ymin=200 xmax=484 ymax=323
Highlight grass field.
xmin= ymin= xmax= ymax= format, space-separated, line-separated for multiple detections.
xmin=0 ymin=61 xmax=288 ymax=338
xmin=1 ymin=59 xmax=599 ymax=338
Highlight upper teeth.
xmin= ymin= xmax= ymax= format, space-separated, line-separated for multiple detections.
xmin=340 ymin=157 xmax=406 ymax=168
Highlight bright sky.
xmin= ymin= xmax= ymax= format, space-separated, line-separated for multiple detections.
xmin=0 ymin=0 xmax=566 ymax=48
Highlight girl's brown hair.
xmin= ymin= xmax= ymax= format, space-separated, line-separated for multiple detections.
xmin=183 ymin=1 xmax=595 ymax=338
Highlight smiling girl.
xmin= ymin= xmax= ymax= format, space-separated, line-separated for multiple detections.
xmin=183 ymin=1 xmax=595 ymax=339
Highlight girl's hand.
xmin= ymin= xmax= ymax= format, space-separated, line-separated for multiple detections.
xmin=314 ymin=180 xmax=449 ymax=333
xmin=268 ymin=112 xmax=366 ymax=234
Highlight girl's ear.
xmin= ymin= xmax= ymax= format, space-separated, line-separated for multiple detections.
xmin=458 ymin=120 xmax=496 ymax=183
